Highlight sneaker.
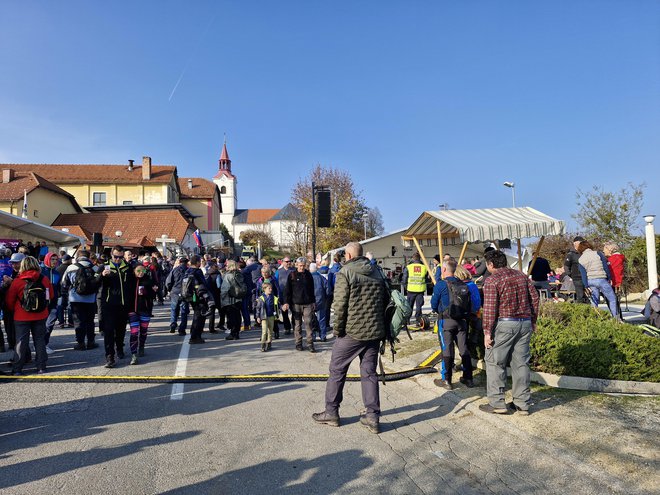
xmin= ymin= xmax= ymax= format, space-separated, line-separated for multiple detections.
xmin=45 ymin=346 xmax=55 ymax=355
xmin=116 ymin=349 xmax=125 ymax=359
xmin=478 ymin=403 xmax=510 ymax=415
xmin=138 ymin=347 xmax=145 ymax=357
xmin=507 ymin=403 xmax=530 ymax=416
xmin=209 ymin=328 xmax=219 ymax=334
xmin=86 ymin=342 xmax=99 ymax=350
xmin=296 ymin=344 xmax=303 ymax=351
xmin=130 ymin=354 xmax=138 ymax=365
xmin=359 ymin=415 xmax=380 ymax=434
xmin=105 ymin=357 xmax=116 ymax=369
xmin=189 ymin=338 xmax=206 ymax=344
xmin=308 ymin=344 xmax=316 ymax=353
xmin=433 ymin=378 xmax=453 ymax=390
xmin=73 ymin=343 xmax=86 ymax=351
xmin=459 ymin=377 xmax=474 ymax=388
xmin=224 ymin=329 xmax=231 ymax=334
xmin=312 ymin=411 xmax=340 ymax=427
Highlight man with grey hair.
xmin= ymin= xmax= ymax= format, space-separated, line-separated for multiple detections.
xmin=283 ymin=257 xmax=316 ymax=352
xmin=313 ymin=242 xmax=390 ymax=434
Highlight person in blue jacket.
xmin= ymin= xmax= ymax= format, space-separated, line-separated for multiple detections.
xmin=40 ymin=252 xmax=62 ymax=353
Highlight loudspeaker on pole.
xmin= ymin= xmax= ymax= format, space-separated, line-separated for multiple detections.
xmin=316 ymin=190 xmax=331 ymax=228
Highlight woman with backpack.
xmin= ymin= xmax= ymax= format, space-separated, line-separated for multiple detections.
xmin=5 ymin=255 xmax=53 ymax=375
xmin=222 ymin=259 xmax=246 ymax=341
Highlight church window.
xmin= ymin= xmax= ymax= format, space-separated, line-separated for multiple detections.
xmin=220 ymin=186 xmax=227 ymax=194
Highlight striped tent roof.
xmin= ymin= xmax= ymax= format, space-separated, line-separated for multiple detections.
xmin=403 ymin=207 xmax=565 ymax=243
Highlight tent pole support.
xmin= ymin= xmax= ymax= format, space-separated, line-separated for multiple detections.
xmin=412 ymin=236 xmax=435 ymax=285
xmin=457 ymin=241 xmax=468 ymax=265
xmin=517 ymin=239 xmax=523 ymax=272
xmin=527 ymin=235 xmax=545 ymax=276
xmin=436 ymin=220 xmax=443 ymax=261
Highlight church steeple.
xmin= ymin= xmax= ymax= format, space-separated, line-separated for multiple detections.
xmin=219 ymin=137 xmax=231 ymax=171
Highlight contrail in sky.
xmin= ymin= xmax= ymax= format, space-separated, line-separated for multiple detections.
xmin=168 ymin=13 xmax=218 ymax=102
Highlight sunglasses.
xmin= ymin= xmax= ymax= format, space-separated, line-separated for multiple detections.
xmin=112 ymin=254 xmax=122 ymax=259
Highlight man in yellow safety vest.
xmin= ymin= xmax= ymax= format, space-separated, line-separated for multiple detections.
xmin=401 ymin=253 xmax=428 ymax=322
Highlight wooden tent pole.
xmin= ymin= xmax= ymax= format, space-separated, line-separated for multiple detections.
xmin=457 ymin=241 xmax=469 ymax=265
xmin=412 ymin=236 xmax=436 ymax=285
xmin=527 ymin=235 xmax=545 ymax=276
xmin=517 ymin=239 xmax=523 ymax=272
xmin=436 ymin=220 xmax=443 ymax=261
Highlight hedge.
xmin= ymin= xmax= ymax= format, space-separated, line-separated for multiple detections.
xmin=530 ymin=303 xmax=660 ymax=383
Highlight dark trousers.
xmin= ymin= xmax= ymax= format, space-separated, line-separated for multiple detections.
xmin=467 ymin=314 xmax=485 ymax=361
xmin=101 ymin=306 xmax=128 ymax=358
xmin=1 ymin=313 xmax=15 ymax=350
xmin=207 ymin=304 xmax=223 ymax=331
xmin=225 ymin=302 xmax=242 ymax=338
xmin=13 ymin=319 xmax=47 ymax=373
xmin=190 ymin=303 xmax=206 ymax=340
xmin=574 ymin=282 xmax=586 ymax=303
xmin=325 ymin=335 xmax=381 ymax=420
xmin=71 ymin=302 xmax=96 ymax=345
xmin=438 ymin=318 xmax=472 ymax=382
xmin=241 ymin=296 xmax=251 ymax=328
xmin=169 ymin=293 xmax=189 ymax=333
xmin=407 ymin=291 xmax=424 ymax=320
xmin=281 ymin=307 xmax=292 ymax=332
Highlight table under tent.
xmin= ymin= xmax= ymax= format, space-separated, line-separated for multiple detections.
xmin=401 ymin=207 xmax=566 ymax=284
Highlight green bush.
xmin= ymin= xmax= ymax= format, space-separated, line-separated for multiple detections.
xmin=530 ymin=303 xmax=660 ymax=382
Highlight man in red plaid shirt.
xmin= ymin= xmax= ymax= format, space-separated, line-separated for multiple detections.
xmin=479 ymin=250 xmax=539 ymax=415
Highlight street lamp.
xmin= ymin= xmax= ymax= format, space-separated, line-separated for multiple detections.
xmin=644 ymin=215 xmax=658 ymax=294
xmin=503 ymin=182 xmax=516 ymax=208
xmin=362 ymin=212 xmax=369 ymax=240
xmin=115 ymin=230 xmax=123 ymax=238
xmin=439 ymin=203 xmax=449 ymax=211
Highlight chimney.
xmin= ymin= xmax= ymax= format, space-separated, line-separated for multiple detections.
xmin=2 ymin=169 xmax=14 ymax=183
xmin=187 ymin=179 xmax=193 ymax=190
xmin=142 ymin=156 xmax=152 ymax=181
xmin=128 ymin=159 xmax=134 ymax=171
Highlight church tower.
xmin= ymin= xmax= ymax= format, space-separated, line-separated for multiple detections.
xmin=213 ymin=139 xmax=237 ymax=230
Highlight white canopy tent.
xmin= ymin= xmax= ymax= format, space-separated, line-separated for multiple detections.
xmin=402 ymin=207 xmax=565 ymax=283
xmin=0 ymin=210 xmax=85 ymax=248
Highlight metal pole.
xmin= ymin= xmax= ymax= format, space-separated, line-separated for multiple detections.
xmin=511 ymin=186 xmax=516 ymax=208
xmin=311 ymin=181 xmax=316 ymax=261
xmin=644 ymin=215 xmax=658 ymax=292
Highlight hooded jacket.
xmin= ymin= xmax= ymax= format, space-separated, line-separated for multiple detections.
xmin=6 ymin=269 xmax=53 ymax=321
xmin=100 ymin=259 xmax=136 ymax=307
xmin=63 ymin=257 xmax=99 ymax=304
xmin=132 ymin=273 xmax=155 ymax=315
xmin=332 ymin=256 xmax=390 ymax=341
xmin=41 ymin=253 xmax=62 ymax=309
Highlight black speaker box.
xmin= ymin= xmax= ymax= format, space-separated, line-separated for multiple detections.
xmin=316 ymin=190 xmax=331 ymax=228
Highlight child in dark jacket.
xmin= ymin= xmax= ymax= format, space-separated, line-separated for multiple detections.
xmin=255 ymin=282 xmax=279 ymax=352
xmin=128 ymin=265 xmax=156 ymax=364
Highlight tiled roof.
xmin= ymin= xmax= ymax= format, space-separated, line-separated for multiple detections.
xmin=0 ymin=172 xmax=82 ymax=211
xmin=52 ymin=225 xmax=94 ymax=242
xmin=1 ymin=164 xmax=176 ymax=184
xmin=178 ymin=178 xmax=219 ymax=199
xmin=213 ymin=169 xmax=235 ymax=180
xmin=270 ymin=203 xmax=302 ymax=221
xmin=233 ymin=208 xmax=280 ymax=225
xmin=52 ymin=208 xmax=193 ymax=245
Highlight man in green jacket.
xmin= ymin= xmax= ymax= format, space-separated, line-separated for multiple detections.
xmin=312 ymin=242 xmax=390 ymax=434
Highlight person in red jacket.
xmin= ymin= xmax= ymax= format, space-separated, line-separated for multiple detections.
xmin=604 ymin=242 xmax=626 ymax=320
xmin=6 ymin=256 xmax=53 ymax=375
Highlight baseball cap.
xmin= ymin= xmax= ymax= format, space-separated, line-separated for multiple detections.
xmin=9 ymin=253 xmax=25 ymax=263
xmin=573 ymin=236 xmax=585 ymax=242
xmin=62 ymin=254 xmax=72 ymax=261
xmin=178 ymin=256 xmax=189 ymax=263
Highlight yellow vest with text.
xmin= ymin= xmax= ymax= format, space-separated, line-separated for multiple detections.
xmin=406 ymin=263 xmax=427 ymax=293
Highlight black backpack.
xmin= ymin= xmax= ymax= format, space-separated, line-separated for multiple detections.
xmin=73 ymin=263 xmax=99 ymax=295
xmin=22 ymin=276 xmax=48 ymax=312
xmin=181 ymin=272 xmax=197 ymax=303
xmin=444 ymin=279 xmax=471 ymax=320
xmin=229 ymin=273 xmax=247 ymax=299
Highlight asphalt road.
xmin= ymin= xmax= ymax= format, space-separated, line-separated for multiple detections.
xmin=0 ymin=303 xmax=642 ymax=494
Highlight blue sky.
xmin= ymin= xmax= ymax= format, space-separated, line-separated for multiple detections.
xmin=1 ymin=1 xmax=658 ymax=235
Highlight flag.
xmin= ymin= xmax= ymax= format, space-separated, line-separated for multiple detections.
xmin=193 ymin=229 xmax=203 ymax=247
xmin=21 ymin=189 xmax=28 ymax=219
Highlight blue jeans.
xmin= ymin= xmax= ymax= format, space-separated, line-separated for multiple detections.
xmin=587 ymin=278 xmax=619 ymax=318
xmin=315 ymin=304 xmax=328 ymax=339
xmin=170 ymin=293 xmax=189 ymax=333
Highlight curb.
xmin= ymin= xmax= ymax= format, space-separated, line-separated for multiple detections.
xmin=529 ymin=370 xmax=660 ymax=395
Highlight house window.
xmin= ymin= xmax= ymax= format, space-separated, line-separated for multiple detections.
xmin=93 ymin=192 xmax=106 ymax=206
xmin=220 ymin=186 xmax=227 ymax=194
xmin=33 ymin=210 xmax=39 ymax=218
xmin=122 ymin=200 xmax=133 ymax=205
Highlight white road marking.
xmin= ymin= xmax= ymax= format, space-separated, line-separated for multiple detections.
xmin=170 ymin=334 xmax=191 ymax=400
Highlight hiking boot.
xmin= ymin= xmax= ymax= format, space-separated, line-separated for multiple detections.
xmin=433 ymin=378 xmax=453 ymax=390
xmin=261 ymin=343 xmax=266 ymax=352
xmin=105 ymin=357 xmax=116 ymax=369
xmin=459 ymin=377 xmax=474 ymax=388
xmin=73 ymin=343 xmax=86 ymax=351
xmin=296 ymin=344 xmax=303 ymax=351
xmin=86 ymin=342 xmax=99 ymax=350
xmin=478 ymin=403 xmax=509 ymax=415
xmin=189 ymin=338 xmax=206 ymax=344
xmin=312 ymin=411 xmax=340 ymax=427
xmin=138 ymin=347 xmax=145 ymax=357
xmin=507 ymin=403 xmax=530 ymax=416
xmin=130 ymin=354 xmax=138 ymax=365
xmin=359 ymin=416 xmax=380 ymax=434
xmin=209 ymin=328 xmax=219 ymax=334
xmin=169 ymin=324 xmax=176 ymax=334
xmin=308 ymin=344 xmax=316 ymax=353
xmin=116 ymin=349 xmax=125 ymax=359
xmin=266 ymin=343 xmax=272 ymax=351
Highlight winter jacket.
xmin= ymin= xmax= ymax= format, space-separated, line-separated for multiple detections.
xmin=206 ymin=271 xmax=222 ymax=306
xmin=256 ymin=276 xmax=279 ymax=298
xmin=311 ymin=271 xmax=328 ymax=308
xmin=578 ymin=249 xmax=611 ymax=287
xmin=274 ymin=267 xmax=293 ymax=302
xmin=186 ymin=267 xmax=213 ymax=307
xmin=131 ymin=274 xmax=155 ymax=315
xmin=41 ymin=255 xmax=62 ymax=310
xmin=644 ymin=289 xmax=660 ymax=328
xmin=564 ymin=248 xmax=583 ymax=285
xmin=166 ymin=265 xmax=188 ymax=295
xmin=221 ymin=270 xmax=245 ymax=307
xmin=5 ymin=270 xmax=53 ymax=321
xmin=332 ymin=256 xmax=390 ymax=341
xmin=255 ymin=294 xmax=280 ymax=320
xmin=62 ymin=258 xmax=99 ymax=304
xmin=607 ymin=253 xmax=626 ymax=288
xmin=285 ymin=270 xmax=315 ymax=306
xmin=100 ymin=260 xmax=135 ymax=307
xmin=327 ymin=262 xmax=342 ymax=295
